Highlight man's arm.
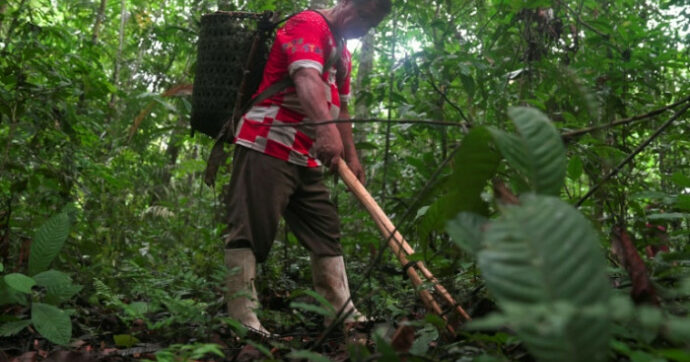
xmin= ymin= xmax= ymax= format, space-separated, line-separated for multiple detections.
xmin=336 ymin=101 xmax=365 ymax=184
xmin=292 ymin=67 xmax=343 ymax=170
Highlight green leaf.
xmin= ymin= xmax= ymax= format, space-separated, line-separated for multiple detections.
xmin=477 ymin=195 xmax=611 ymax=362
xmin=0 ymin=320 xmax=32 ymax=337
xmin=286 ymin=350 xmax=331 ymax=362
xmin=567 ymin=156 xmax=584 ymax=180
xmin=221 ymin=317 xmax=247 ymax=338
xmin=33 ymin=270 xmax=82 ymax=304
xmin=4 ymin=273 xmax=36 ymax=294
xmin=114 ymin=334 xmax=140 ymax=348
xmin=0 ymin=279 xmax=28 ymax=306
xmin=446 ymin=212 xmax=487 ymax=254
xmin=0 ymin=262 xmax=3 ymax=272
xmin=508 ymin=107 xmax=567 ymax=196
xmin=675 ymin=195 xmax=690 ymax=211
xmin=419 ymin=127 xmax=500 ymax=238
xmin=33 ymin=270 xmax=71 ymax=287
xmin=647 ymin=213 xmax=688 ymax=220
xmin=29 ymin=213 xmax=71 ymax=276
xmin=290 ymin=302 xmax=333 ymax=318
xmin=489 ymin=128 xmax=529 ymax=178
xmin=670 ymin=172 xmax=690 ymax=188
xmin=410 ymin=324 xmax=439 ymax=356
xmin=31 ymin=303 xmax=72 ymax=345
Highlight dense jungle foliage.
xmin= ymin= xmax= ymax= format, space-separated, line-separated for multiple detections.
xmin=1 ymin=0 xmax=690 ymax=360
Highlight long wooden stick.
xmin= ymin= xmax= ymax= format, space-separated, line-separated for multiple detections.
xmin=338 ymin=159 xmax=472 ymax=323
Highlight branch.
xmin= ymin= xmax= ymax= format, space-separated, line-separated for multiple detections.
xmin=576 ymin=103 xmax=690 ymax=207
xmin=493 ymin=178 xmax=520 ymax=205
xmin=425 ymin=71 xmax=474 ymax=128
xmin=256 ymin=118 xmax=471 ymax=128
xmin=562 ymin=95 xmax=690 ymax=139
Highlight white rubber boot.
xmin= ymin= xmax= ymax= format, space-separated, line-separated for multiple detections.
xmin=225 ymin=248 xmax=270 ymax=336
xmin=311 ymin=254 xmax=368 ymax=325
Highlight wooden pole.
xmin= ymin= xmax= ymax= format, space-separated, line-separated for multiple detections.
xmin=337 ymin=159 xmax=472 ymax=324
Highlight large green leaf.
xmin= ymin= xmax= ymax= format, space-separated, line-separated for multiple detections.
xmin=0 ymin=320 xmax=32 ymax=337
xmin=29 ymin=213 xmax=71 ymax=276
xmin=446 ymin=212 xmax=487 ymax=255
xmin=477 ymin=195 xmax=611 ymax=362
xmin=0 ymin=279 xmax=28 ymax=306
xmin=31 ymin=302 xmax=72 ymax=345
xmin=491 ymin=108 xmax=567 ymax=196
xmin=33 ymin=270 xmax=82 ymax=304
xmin=4 ymin=273 xmax=36 ymax=294
xmin=419 ymin=127 xmax=500 ymax=238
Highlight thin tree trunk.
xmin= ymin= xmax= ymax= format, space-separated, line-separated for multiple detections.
xmin=92 ymin=0 xmax=107 ymax=43
xmin=382 ymin=18 xmax=397 ymax=197
xmin=354 ymin=31 xmax=375 ymax=159
xmin=109 ymin=0 xmax=127 ymax=111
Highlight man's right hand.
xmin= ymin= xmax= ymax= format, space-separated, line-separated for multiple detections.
xmin=315 ymin=123 xmax=344 ymax=171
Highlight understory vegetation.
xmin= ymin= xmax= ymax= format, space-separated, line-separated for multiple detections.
xmin=1 ymin=0 xmax=689 ymax=360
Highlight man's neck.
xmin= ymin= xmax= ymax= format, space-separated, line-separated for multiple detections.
xmin=317 ymin=7 xmax=344 ymax=40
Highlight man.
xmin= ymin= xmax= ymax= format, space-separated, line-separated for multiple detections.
xmin=223 ymin=0 xmax=391 ymax=336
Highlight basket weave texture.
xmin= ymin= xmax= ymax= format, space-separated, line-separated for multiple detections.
xmin=191 ymin=11 xmax=273 ymax=138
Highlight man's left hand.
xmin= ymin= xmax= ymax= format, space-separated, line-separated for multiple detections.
xmin=346 ymin=154 xmax=366 ymax=185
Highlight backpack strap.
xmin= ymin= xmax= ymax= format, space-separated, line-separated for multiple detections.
xmin=240 ymin=9 xmax=344 ymax=115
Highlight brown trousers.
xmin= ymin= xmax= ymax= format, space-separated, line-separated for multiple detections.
xmin=223 ymin=146 xmax=342 ymax=263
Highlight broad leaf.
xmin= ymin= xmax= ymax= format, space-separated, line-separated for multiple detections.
xmin=0 ymin=320 xmax=32 ymax=337
xmin=0 ymin=279 xmax=28 ymax=306
xmin=676 ymin=195 xmax=690 ymax=211
xmin=33 ymin=270 xmax=82 ymax=304
xmin=419 ymin=127 xmax=500 ymax=238
xmin=33 ymin=270 xmax=72 ymax=287
xmin=31 ymin=303 xmax=72 ymax=345
xmin=507 ymin=107 xmax=567 ymax=196
xmin=29 ymin=213 xmax=71 ymax=276
xmin=446 ymin=212 xmax=487 ymax=255
xmin=4 ymin=273 xmax=36 ymax=294
xmin=567 ymin=156 xmax=584 ymax=180
xmin=670 ymin=172 xmax=690 ymax=188
xmin=286 ymin=350 xmax=331 ymax=362
xmin=477 ymin=195 xmax=611 ymax=362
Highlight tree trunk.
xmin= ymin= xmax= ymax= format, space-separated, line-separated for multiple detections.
xmin=92 ymin=0 xmax=107 ymax=43
xmin=353 ymin=31 xmax=375 ymax=158
xmin=109 ymin=0 xmax=127 ymax=111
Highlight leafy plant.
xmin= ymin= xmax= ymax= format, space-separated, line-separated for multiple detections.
xmin=445 ymin=108 xmax=612 ymax=361
xmin=0 ymin=212 xmax=81 ymax=345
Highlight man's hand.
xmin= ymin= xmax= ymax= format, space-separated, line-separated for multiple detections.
xmin=345 ymin=153 xmax=365 ymax=185
xmin=315 ymin=124 xmax=344 ymax=171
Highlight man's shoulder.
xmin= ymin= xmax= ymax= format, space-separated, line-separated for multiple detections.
xmin=284 ymin=10 xmax=329 ymax=33
xmin=291 ymin=10 xmax=325 ymax=23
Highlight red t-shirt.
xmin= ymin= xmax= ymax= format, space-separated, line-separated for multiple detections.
xmin=234 ymin=10 xmax=352 ymax=167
